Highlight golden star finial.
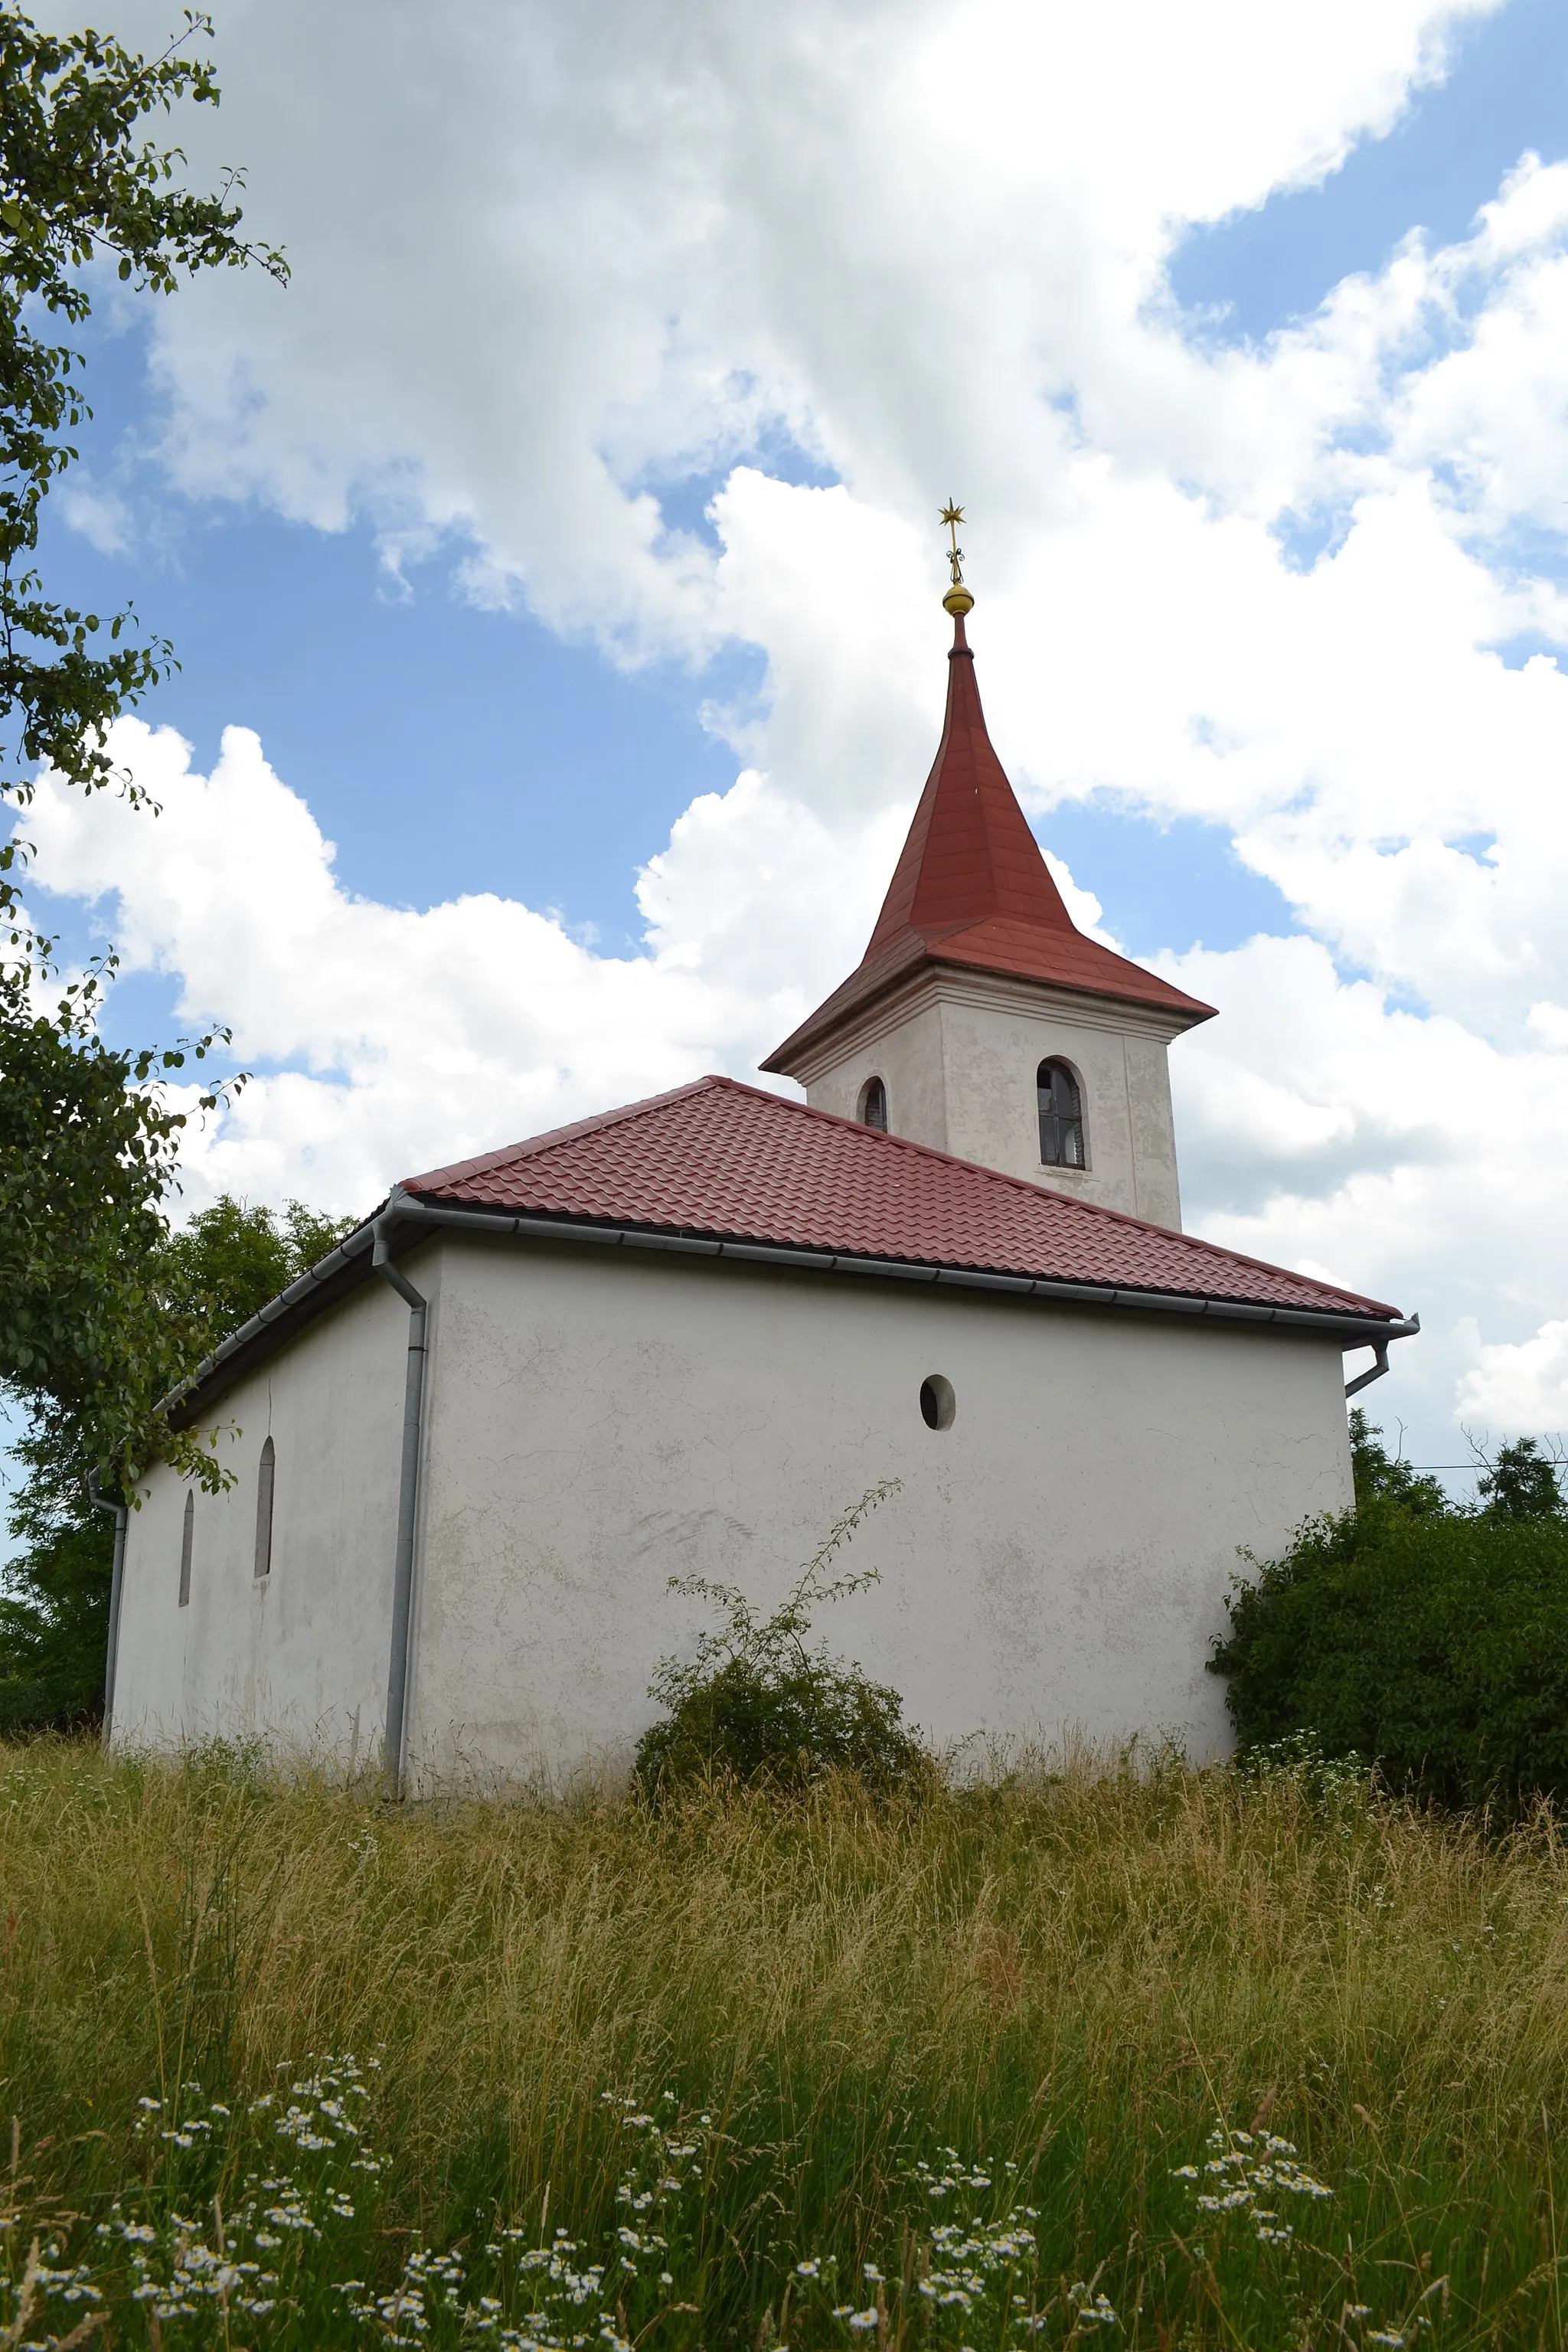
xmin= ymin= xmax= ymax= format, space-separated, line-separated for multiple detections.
xmin=939 ymin=499 xmax=973 ymax=616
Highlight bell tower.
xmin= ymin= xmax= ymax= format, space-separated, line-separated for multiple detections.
xmin=760 ymin=512 xmax=1214 ymax=1230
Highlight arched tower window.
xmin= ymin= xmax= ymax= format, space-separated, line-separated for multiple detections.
xmin=858 ymin=1075 xmax=888 ymax=1132
xmin=178 ymin=1488 xmax=194 ymax=1608
xmin=254 ymin=1436 xmax=276 ymax=1581
xmin=1037 ymin=1060 xmax=1086 ymax=1169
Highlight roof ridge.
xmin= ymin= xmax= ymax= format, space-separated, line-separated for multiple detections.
xmin=400 ymin=1075 xmax=721 ymax=1194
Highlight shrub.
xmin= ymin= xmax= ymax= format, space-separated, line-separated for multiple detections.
xmin=1210 ymin=1496 xmax=1568 ymax=1813
xmin=634 ymin=1480 xmax=927 ymax=1795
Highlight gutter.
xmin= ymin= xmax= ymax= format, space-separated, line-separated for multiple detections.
xmin=87 ymin=1468 xmax=128 ymax=1741
xmin=379 ymin=1190 xmax=1419 ymax=1385
xmin=163 ymin=1219 xmax=378 ymax=1424
xmin=168 ymin=1187 xmax=1417 ymax=1432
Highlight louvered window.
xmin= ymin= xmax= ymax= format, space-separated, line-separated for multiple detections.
xmin=1037 ymin=1060 xmax=1086 ymax=1169
xmin=859 ymin=1076 xmax=888 ymax=1131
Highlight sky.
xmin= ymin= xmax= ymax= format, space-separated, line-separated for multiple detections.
xmin=15 ymin=0 xmax=1568 ymax=1484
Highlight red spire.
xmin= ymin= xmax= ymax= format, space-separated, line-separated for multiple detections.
xmin=864 ymin=612 xmax=1079 ymax=952
xmin=763 ymin=612 xmax=1214 ymax=1076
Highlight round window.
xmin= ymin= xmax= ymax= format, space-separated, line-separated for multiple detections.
xmin=920 ymin=1374 xmax=956 ymax=1431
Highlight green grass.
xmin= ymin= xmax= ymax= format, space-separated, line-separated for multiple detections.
xmin=6 ymin=1738 xmax=1568 ymax=2347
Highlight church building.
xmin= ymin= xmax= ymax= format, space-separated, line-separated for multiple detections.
xmin=108 ymin=557 xmax=1415 ymax=1789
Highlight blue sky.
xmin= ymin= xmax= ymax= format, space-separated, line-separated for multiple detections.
xmin=15 ymin=0 xmax=1568 ymax=1481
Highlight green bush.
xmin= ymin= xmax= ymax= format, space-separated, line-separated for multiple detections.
xmin=635 ymin=1480 xmax=928 ymax=1795
xmin=1210 ymin=1492 xmax=1568 ymax=1815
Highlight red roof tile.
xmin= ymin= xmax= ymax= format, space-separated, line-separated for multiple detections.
xmin=403 ymin=1075 xmax=1400 ymax=1321
xmin=763 ymin=616 xmax=1214 ymax=1073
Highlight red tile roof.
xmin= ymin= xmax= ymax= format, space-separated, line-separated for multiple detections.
xmin=403 ymin=1075 xmax=1400 ymax=1321
xmin=764 ymin=616 xmax=1214 ymax=1073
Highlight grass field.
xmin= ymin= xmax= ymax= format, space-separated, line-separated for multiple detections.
xmin=5 ymin=1739 xmax=1568 ymax=2349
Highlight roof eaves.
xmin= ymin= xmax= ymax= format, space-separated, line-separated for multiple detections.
xmin=384 ymin=1191 xmax=1416 ymax=1339
xmin=162 ymin=1213 xmax=384 ymax=1431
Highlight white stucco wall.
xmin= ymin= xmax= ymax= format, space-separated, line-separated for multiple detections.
xmin=111 ymin=1267 xmax=417 ymax=1762
xmin=402 ymin=1233 xmax=1354 ymax=1788
xmin=799 ymin=972 xmax=1190 ymax=1227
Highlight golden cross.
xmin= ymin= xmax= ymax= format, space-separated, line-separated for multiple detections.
xmin=939 ymin=500 xmax=965 ymax=584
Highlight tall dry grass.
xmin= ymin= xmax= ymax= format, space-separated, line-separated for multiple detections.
xmin=6 ymin=1737 xmax=1568 ymax=2344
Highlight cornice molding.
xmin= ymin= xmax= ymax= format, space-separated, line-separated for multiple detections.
xmin=786 ymin=959 xmax=1194 ymax=1085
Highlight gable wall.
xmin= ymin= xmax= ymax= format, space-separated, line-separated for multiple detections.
xmin=404 ymin=1233 xmax=1353 ymax=1788
xmin=111 ymin=1265 xmax=418 ymax=1764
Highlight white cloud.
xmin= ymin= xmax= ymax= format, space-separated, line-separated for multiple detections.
xmin=1458 ymin=1321 xmax=1568 ymax=1432
xmin=24 ymin=719 xmax=791 ymax=1213
xmin=57 ymin=474 xmax=132 ymax=555
xmin=27 ymin=0 xmax=1568 ymax=1457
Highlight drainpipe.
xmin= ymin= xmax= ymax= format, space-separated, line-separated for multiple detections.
xmin=87 ymin=1469 xmax=128 ymax=1743
xmin=372 ymin=1214 xmax=428 ymax=1798
xmin=1344 ymin=1337 xmax=1393 ymax=1399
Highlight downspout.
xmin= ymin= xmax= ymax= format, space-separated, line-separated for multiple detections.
xmin=372 ymin=1214 xmax=428 ymax=1798
xmin=1345 ymin=1338 xmax=1393 ymax=1399
xmin=1344 ymin=1316 xmax=1419 ymax=1399
xmin=87 ymin=1468 xmax=128 ymax=1744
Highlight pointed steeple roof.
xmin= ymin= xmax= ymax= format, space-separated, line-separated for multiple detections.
xmin=763 ymin=609 xmax=1214 ymax=1076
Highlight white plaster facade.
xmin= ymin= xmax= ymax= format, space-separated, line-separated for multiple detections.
xmin=113 ymin=1274 xmax=407 ymax=1764
xmin=113 ymin=1230 xmax=1356 ymax=1784
xmin=788 ymin=966 xmax=1190 ymax=1228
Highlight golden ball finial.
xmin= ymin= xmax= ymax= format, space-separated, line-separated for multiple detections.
xmin=938 ymin=500 xmax=972 ymax=616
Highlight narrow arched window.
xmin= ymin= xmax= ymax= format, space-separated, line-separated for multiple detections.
xmin=254 ymin=1437 xmax=275 ymax=1581
xmin=178 ymin=1489 xmax=194 ymax=1608
xmin=1037 ymin=1060 xmax=1086 ymax=1169
xmin=858 ymin=1075 xmax=888 ymax=1131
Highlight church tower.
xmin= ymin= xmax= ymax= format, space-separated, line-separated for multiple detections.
xmin=761 ymin=525 xmax=1214 ymax=1230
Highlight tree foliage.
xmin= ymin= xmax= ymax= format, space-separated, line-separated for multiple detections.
xmin=0 ymin=954 xmax=232 ymax=1489
xmin=0 ymin=5 xmax=284 ymax=1475
xmin=635 ymin=1480 xmax=927 ymax=1796
xmin=1476 ymin=1436 xmax=1563 ymax=1522
xmin=1348 ymin=1406 xmax=1446 ymax=1518
xmin=0 ymin=1 xmax=284 ymax=922
xmin=1211 ymin=1414 xmax=1568 ymax=1815
xmin=0 ymin=1192 xmax=355 ymax=1732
